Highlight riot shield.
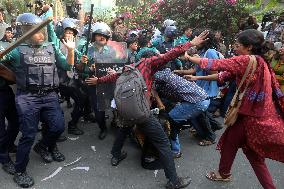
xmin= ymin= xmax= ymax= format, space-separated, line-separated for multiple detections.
xmin=95 ymin=41 xmax=127 ymax=111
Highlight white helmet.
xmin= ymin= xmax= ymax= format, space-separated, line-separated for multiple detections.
xmin=92 ymin=22 xmax=111 ymax=39
xmin=163 ymin=19 xmax=176 ymax=28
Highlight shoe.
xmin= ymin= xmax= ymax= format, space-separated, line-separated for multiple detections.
xmin=50 ymin=146 xmax=65 ymax=162
xmin=165 ymin=176 xmax=192 ymax=189
xmin=13 ymin=172 xmax=34 ymax=188
xmin=67 ymin=101 xmax=72 ymax=109
xmin=173 ymin=152 xmax=182 ymax=159
xmin=56 ymin=135 xmax=67 ymax=142
xmin=59 ymin=97 xmax=65 ymax=104
xmin=8 ymin=144 xmax=17 ymax=153
xmin=33 ymin=143 xmax=53 ymax=163
xmin=68 ymin=124 xmax=84 ymax=135
xmin=98 ymin=130 xmax=107 ymax=140
xmin=111 ymin=151 xmax=127 ymax=166
xmin=2 ymin=160 xmax=16 ymax=175
xmin=83 ymin=113 xmax=96 ymax=123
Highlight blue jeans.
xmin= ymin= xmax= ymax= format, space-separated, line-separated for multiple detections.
xmin=169 ymin=100 xmax=210 ymax=153
xmin=14 ymin=90 xmax=65 ymax=173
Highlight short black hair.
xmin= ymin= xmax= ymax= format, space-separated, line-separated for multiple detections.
xmin=140 ymin=50 xmax=158 ymax=59
xmin=138 ymin=35 xmax=151 ymax=48
xmin=192 ymin=28 xmax=219 ymax=50
xmin=126 ymin=37 xmax=138 ymax=48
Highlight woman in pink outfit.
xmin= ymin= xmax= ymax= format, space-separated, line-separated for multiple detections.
xmin=186 ymin=29 xmax=284 ymax=189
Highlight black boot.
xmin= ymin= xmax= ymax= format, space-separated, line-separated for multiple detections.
xmin=13 ymin=172 xmax=34 ymax=188
xmin=83 ymin=113 xmax=96 ymax=123
xmin=165 ymin=177 xmax=192 ymax=189
xmin=8 ymin=144 xmax=17 ymax=153
xmin=67 ymin=101 xmax=73 ymax=109
xmin=68 ymin=122 xmax=84 ymax=135
xmin=56 ymin=135 xmax=67 ymax=142
xmin=33 ymin=142 xmax=53 ymax=163
xmin=50 ymin=146 xmax=65 ymax=162
xmin=98 ymin=129 xmax=107 ymax=140
xmin=2 ymin=160 xmax=16 ymax=175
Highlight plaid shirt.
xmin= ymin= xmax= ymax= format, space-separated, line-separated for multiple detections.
xmin=155 ymin=68 xmax=208 ymax=103
xmin=97 ymin=42 xmax=192 ymax=98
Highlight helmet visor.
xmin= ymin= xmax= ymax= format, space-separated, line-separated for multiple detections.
xmin=20 ymin=25 xmax=47 ymax=45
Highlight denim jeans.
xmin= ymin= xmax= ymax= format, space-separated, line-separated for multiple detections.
xmin=169 ymin=100 xmax=210 ymax=153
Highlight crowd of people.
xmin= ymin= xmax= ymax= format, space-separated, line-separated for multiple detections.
xmin=0 ymin=3 xmax=283 ymax=189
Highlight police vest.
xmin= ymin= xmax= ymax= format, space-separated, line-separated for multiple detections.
xmin=16 ymin=43 xmax=59 ymax=90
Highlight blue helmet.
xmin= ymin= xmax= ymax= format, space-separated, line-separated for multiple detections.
xmin=16 ymin=13 xmax=42 ymax=26
xmin=55 ymin=18 xmax=79 ymax=38
xmin=92 ymin=22 xmax=112 ymax=39
xmin=16 ymin=13 xmax=45 ymax=45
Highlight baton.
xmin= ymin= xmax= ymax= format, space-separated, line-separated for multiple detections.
xmin=84 ymin=4 xmax=94 ymax=55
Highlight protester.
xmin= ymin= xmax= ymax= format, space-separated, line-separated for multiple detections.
xmin=186 ymin=29 xmax=284 ymax=189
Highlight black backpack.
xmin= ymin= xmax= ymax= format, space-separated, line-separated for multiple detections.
xmin=114 ymin=62 xmax=151 ymax=126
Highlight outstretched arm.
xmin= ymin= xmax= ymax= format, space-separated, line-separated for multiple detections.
xmin=151 ymin=30 xmax=209 ymax=73
xmin=186 ymin=53 xmax=250 ymax=76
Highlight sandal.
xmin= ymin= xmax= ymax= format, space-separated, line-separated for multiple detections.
xmin=199 ymin=140 xmax=216 ymax=146
xmin=206 ymin=171 xmax=232 ymax=182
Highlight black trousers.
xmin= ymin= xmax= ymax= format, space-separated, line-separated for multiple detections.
xmin=111 ymin=115 xmax=178 ymax=182
xmin=88 ymin=86 xmax=106 ymax=131
xmin=0 ymin=86 xmax=19 ymax=163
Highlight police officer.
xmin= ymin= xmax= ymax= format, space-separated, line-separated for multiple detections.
xmin=0 ymin=13 xmax=75 ymax=188
xmin=0 ymin=61 xmax=19 ymax=176
xmin=153 ymin=25 xmax=183 ymax=70
xmin=79 ymin=22 xmax=115 ymax=140
xmin=56 ymin=18 xmax=87 ymax=135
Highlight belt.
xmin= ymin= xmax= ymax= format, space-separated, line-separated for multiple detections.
xmin=26 ymin=86 xmax=58 ymax=95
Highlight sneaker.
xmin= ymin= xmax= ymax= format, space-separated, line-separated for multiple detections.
xmin=50 ymin=146 xmax=65 ymax=162
xmin=111 ymin=151 xmax=127 ymax=166
xmin=13 ymin=172 xmax=34 ymax=188
xmin=2 ymin=160 xmax=16 ymax=175
xmin=165 ymin=176 xmax=192 ymax=189
xmin=33 ymin=143 xmax=53 ymax=163
xmin=68 ymin=124 xmax=84 ymax=135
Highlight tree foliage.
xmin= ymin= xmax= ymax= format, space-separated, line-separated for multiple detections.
xmin=158 ymin=0 xmax=254 ymax=45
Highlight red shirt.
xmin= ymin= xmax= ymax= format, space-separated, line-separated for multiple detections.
xmin=97 ymin=42 xmax=192 ymax=97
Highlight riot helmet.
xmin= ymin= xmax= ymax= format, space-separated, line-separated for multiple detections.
xmin=163 ymin=19 xmax=176 ymax=28
xmin=164 ymin=25 xmax=177 ymax=39
xmin=56 ymin=18 xmax=79 ymax=38
xmin=16 ymin=13 xmax=46 ymax=45
xmin=91 ymin=22 xmax=112 ymax=40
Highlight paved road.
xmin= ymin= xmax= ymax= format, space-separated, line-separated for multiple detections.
xmin=1 ymin=103 xmax=283 ymax=189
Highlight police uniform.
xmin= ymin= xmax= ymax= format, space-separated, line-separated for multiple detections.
xmin=0 ymin=74 xmax=19 ymax=169
xmin=79 ymin=22 xmax=116 ymax=140
xmin=152 ymin=26 xmax=182 ymax=70
xmin=0 ymin=13 xmax=73 ymax=188
xmin=83 ymin=44 xmax=115 ymax=139
xmin=0 ymin=35 xmax=19 ymax=174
